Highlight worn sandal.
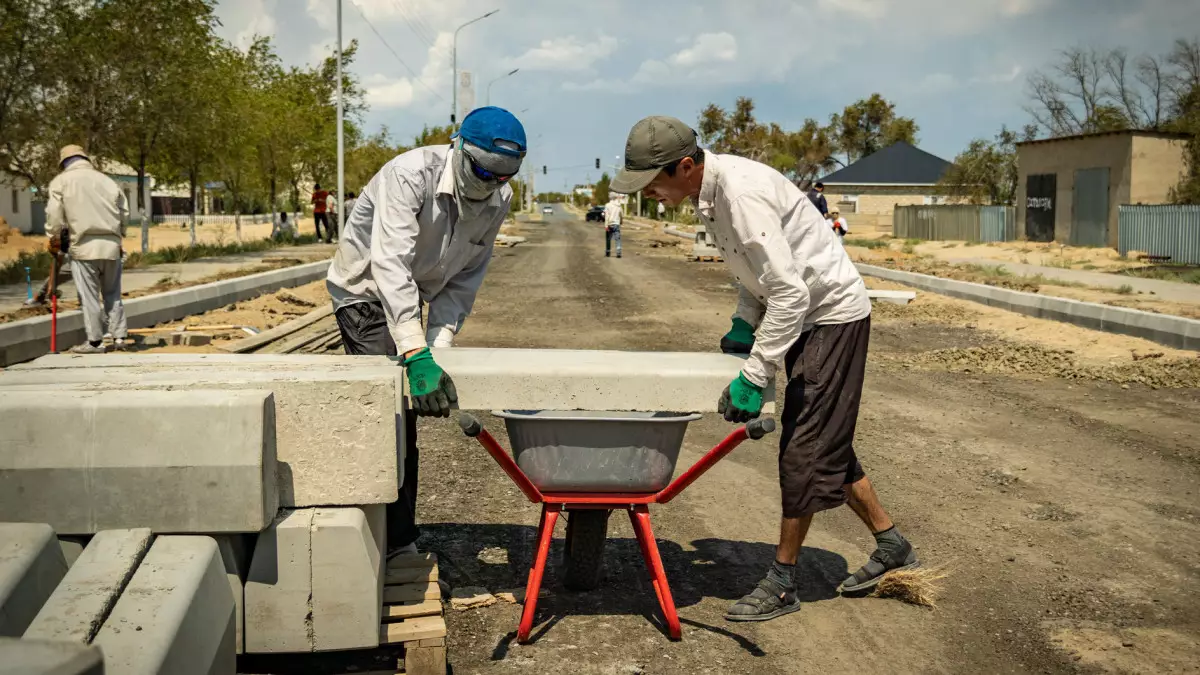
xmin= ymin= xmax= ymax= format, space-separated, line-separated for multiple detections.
xmin=839 ymin=542 xmax=920 ymax=594
xmin=724 ymin=578 xmax=802 ymax=622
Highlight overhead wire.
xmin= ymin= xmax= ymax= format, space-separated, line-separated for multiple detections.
xmin=348 ymin=0 xmax=446 ymax=103
xmin=388 ymin=0 xmax=436 ymax=49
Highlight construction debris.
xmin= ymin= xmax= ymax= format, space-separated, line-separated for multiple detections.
xmin=449 ymin=587 xmax=497 ymax=611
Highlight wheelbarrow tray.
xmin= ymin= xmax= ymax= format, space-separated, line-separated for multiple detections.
xmin=493 ymin=410 xmax=701 ymax=493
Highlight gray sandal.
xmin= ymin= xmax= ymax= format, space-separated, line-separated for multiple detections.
xmin=724 ymin=578 xmax=802 ymax=622
xmin=839 ymin=543 xmax=920 ymax=594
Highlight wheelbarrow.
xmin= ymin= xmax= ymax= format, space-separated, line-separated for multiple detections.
xmin=458 ymin=410 xmax=776 ymax=642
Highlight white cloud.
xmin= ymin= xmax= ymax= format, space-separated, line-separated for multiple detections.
xmin=365 ymin=74 xmax=416 ymax=108
xmin=969 ymin=65 xmax=1023 ymax=85
xmin=233 ymin=0 xmax=277 ymax=49
xmin=668 ymin=32 xmax=737 ymax=67
xmin=508 ymin=35 xmax=618 ymax=72
xmin=816 ymin=0 xmax=888 ymax=19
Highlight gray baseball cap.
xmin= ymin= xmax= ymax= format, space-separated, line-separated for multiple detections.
xmin=610 ymin=116 xmax=698 ymax=194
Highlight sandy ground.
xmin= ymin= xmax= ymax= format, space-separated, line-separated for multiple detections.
xmin=847 ymin=245 xmax=1200 ymax=319
xmin=913 ymin=240 xmax=1144 ymax=272
xmin=142 ymin=207 xmax=1200 ymax=674
xmin=0 ymin=217 xmax=324 ymax=262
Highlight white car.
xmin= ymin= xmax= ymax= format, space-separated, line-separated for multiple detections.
xmin=542 ymin=206 xmax=553 ymax=214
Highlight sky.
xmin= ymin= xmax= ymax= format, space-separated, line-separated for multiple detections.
xmin=214 ymin=0 xmax=1200 ymax=192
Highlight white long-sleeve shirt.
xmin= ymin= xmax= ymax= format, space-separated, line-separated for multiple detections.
xmin=695 ymin=151 xmax=870 ymax=387
xmin=604 ymin=201 xmax=622 ymax=226
xmin=45 ymin=160 xmax=127 ymax=261
xmin=326 ymin=145 xmax=512 ymax=352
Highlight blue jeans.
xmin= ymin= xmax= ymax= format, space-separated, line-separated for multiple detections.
xmin=605 ymin=225 xmax=622 ymax=256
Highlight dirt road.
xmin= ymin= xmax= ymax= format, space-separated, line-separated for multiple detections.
xmin=414 ymin=206 xmax=1200 ymax=675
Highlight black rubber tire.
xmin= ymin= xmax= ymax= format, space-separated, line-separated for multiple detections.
xmin=561 ymin=509 xmax=610 ymax=591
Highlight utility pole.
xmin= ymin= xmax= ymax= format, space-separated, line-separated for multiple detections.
xmin=452 ymin=10 xmax=499 ymax=130
xmin=336 ymin=0 xmax=344 ymax=237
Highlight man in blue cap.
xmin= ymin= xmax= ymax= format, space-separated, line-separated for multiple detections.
xmin=327 ymin=106 xmax=526 ymax=556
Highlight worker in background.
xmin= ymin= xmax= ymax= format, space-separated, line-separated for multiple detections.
xmin=829 ymin=206 xmax=849 ymax=238
xmin=327 ymin=106 xmax=526 ymax=558
xmin=45 ymin=145 xmax=128 ymax=353
xmin=612 ymin=116 xmax=919 ymax=622
xmin=806 ymin=181 xmax=829 ymax=217
xmin=657 ymin=200 xmax=666 ymax=221
xmin=343 ymin=190 xmax=358 ymax=223
xmin=312 ymin=182 xmax=331 ymax=243
xmin=603 ymin=197 xmax=622 ymax=258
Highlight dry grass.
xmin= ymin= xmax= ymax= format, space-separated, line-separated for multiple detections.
xmin=870 ymin=566 xmax=949 ymax=608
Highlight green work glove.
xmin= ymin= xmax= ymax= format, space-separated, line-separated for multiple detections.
xmin=402 ymin=347 xmax=458 ymax=418
xmin=720 ymin=318 xmax=755 ymax=355
xmin=717 ymin=373 xmax=763 ymax=423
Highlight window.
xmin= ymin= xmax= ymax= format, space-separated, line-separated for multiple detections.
xmin=839 ymin=195 xmax=859 ymax=213
xmin=923 ymin=195 xmax=944 ymax=205
xmin=11 ymin=189 xmax=17 ymax=213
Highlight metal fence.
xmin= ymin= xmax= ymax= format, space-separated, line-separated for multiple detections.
xmin=147 ymin=213 xmax=276 ymax=226
xmin=893 ymin=205 xmax=1015 ymax=242
xmin=1118 ymin=204 xmax=1200 ymax=265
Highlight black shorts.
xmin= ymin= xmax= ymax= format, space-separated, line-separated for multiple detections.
xmin=334 ymin=302 xmax=397 ymax=356
xmin=778 ymin=316 xmax=871 ymax=518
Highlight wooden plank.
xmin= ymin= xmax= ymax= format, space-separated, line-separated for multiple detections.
xmin=417 ymin=637 xmax=445 ymax=647
xmin=381 ymin=599 xmax=442 ymax=621
xmin=379 ymin=616 xmax=446 ymax=644
xmin=402 ymin=645 xmax=446 ymax=675
xmin=383 ymin=582 xmax=440 ymax=604
xmin=219 ymin=304 xmax=333 ymax=353
xmin=387 ymin=552 xmax=437 ymax=570
xmin=274 ymin=325 xmax=339 ymax=354
xmin=385 ymin=564 xmax=437 ymax=585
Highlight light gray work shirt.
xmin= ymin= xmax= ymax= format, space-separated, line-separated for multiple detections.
xmin=326 ymin=145 xmax=512 ymax=352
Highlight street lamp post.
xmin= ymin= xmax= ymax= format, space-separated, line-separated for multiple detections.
xmin=451 ymin=9 xmax=499 ymax=130
xmin=485 ymin=68 xmax=519 ymax=106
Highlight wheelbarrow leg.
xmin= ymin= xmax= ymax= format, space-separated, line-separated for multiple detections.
xmin=628 ymin=505 xmax=682 ymax=640
xmin=519 ymin=504 xmax=560 ymax=643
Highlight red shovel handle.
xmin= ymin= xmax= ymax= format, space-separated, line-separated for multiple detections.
xmin=459 ymin=414 xmax=544 ymax=503
xmin=655 ymin=418 xmax=776 ymax=504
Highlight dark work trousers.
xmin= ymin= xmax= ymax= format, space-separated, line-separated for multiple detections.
xmin=313 ymin=212 xmax=331 ymax=242
xmin=605 ymin=225 xmax=622 ymax=257
xmin=334 ymin=301 xmax=420 ymax=549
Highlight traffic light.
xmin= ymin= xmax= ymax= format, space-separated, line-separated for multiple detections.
xmin=595 ymin=158 xmax=600 ymax=169
xmin=542 ymin=165 xmax=547 ymax=175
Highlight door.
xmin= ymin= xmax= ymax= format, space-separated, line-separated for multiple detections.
xmin=1071 ymin=167 xmax=1110 ymax=247
xmin=29 ymin=200 xmax=46 ymax=235
xmin=1025 ymin=174 xmax=1056 ymax=242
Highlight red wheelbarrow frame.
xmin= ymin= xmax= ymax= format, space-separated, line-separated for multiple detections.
xmin=458 ymin=413 xmax=776 ymax=642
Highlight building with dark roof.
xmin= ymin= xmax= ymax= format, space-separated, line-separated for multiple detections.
xmin=1015 ymin=129 xmax=1188 ymax=247
xmin=816 ymin=142 xmax=955 ymax=221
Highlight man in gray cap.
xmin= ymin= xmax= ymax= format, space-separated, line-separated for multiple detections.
xmin=46 ymin=145 xmax=129 ymax=353
xmin=611 ymin=116 xmax=919 ymax=622
xmin=327 ymin=106 xmax=526 ymax=557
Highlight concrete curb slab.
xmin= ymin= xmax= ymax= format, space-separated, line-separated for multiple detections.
xmin=0 ymin=390 xmax=278 ymax=534
xmin=856 ymin=263 xmax=1200 ymax=351
xmin=244 ymin=509 xmax=313 ymax=654
xmin=0 ymin=260 xmax=330 ymax=367
xmin=0 ymin=637 xmax=104 ymax=675
xmin=0 ymin=523 xmax=68 ymax=637
xmin=93 ymin=536 xmax=236 ymax=675
xmin=25 ymin=528 xmax=153 ymax=644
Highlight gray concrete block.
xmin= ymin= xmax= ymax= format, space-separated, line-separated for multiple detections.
xmin=0 ymin=390 xmax=278 ymax=534
xmin=311 ymin=505 xmax=384 ymax=652
xmin=180 ymin=333 xmax=212 ymax=347
xmin=0 ymin=523 xmax=68 ymax=637
xmin=0 ymin=637 xmax=105 ymax=675
xmin=93 ymin=536 xmax=235 ymax=675
xmin=244 ymin=509 xmax=313 ymax=653
xmin=0 ymin=260 xmax=330 ymax=367
xmin=24 ymin=528 xmax=152 ymax=644
xmin=0 ymin=364 xmax=397 ymax=509
xmin=212 ymin=534 xmax=253 ymax=654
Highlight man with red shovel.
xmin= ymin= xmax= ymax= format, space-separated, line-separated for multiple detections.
xmin=611 ymin=116 xmax=919 ymax=622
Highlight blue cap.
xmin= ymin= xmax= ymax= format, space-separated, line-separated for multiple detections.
xmin=454 ymin=107 xmax=527 ymax=158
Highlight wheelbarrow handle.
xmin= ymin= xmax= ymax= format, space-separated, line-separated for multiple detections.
xmin=655 ymin=418 xmax=777 ymax=504
xmin=457 ymin=414 xmax=545 ymax=504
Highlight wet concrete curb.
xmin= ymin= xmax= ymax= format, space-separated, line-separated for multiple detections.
xmin=856 ymin=263 xmax=1200 ymax=351
xmin=0 ymin=260 xmax=330 ymax=366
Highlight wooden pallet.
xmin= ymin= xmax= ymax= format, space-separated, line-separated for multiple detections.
xmin=380 ymin=552 xmax=447 ymax=675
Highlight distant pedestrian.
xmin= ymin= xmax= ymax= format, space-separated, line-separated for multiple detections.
xmin=829 ymin=206 xmax=849 ymax=237
xmin=312 ymin=182 xmax=331 ymax=243
xmin=806 ymin=181 xmax=829 ymax=217
xmin=657 ymin=201 xmax=666 ymax=221
xmin=603 ymin=197 xmax=622 ymax=258
xmin=46 ymin=145 xmax=129 ymax=353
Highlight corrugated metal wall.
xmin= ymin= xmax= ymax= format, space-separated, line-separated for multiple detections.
xmin=894 ymin=205 xmax=1016 ymax=242
xmin=1119 ymin=205 xmax=1200 ymax=265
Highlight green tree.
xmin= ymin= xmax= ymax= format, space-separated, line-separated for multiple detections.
xmin=0 ymin=0 xmax=53 ymax=185
xmin=347 ymin=128 xmax=406 ymax=193
xmin=938 ymin=126 xmax=1037 ymax=205
xmin=593 ymin=173 xmax=611 ymax=204
xmin=1169 ymin=83 xmax=1200 ymax=203
xmin=413 ymin=125 xmax=454 ymax=147
xmin=829 ymin=94 xmax=919 ymax=164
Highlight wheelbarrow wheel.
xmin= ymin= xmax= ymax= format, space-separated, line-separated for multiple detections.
xmin=562 ymin=509 xmax=610 ymax=591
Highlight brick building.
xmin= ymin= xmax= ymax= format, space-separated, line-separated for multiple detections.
xmin=817 ymin=142 xmax=955 ymax=218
